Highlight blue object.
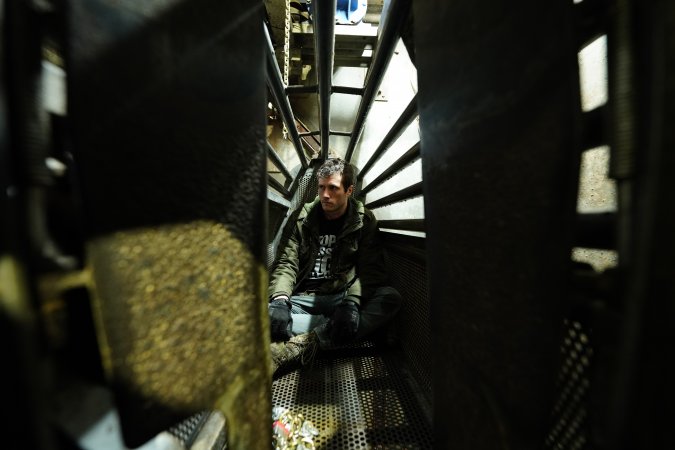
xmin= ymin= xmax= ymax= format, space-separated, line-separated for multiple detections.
xmin=335 ymin=0 xmax=367 ymax=24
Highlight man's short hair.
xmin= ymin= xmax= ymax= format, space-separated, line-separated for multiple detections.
xmin=317 ymin=158 xmax=357 ymax=191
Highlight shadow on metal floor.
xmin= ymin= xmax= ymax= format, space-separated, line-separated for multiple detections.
xmin=272 ymin=342 xmax=433 ymax=449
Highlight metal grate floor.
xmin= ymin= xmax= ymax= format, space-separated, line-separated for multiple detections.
xmin=272 ymin=343 xmax=433 ymax=449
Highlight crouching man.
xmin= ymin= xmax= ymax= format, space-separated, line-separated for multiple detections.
xmin=268 ymin=158 xmax=402 ymax=379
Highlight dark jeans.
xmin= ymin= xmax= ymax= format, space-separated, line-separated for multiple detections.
xmin=289 ymin=286 xmax=402 ymax=348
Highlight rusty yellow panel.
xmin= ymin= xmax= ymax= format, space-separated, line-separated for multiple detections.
xmin=87 ymin=220 xmax=270 ymax=449
xmin=0 ymin=255 xmax=33 ymax=323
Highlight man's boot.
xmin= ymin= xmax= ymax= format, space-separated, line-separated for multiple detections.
xmin=270 ymin=332 xmax=320 ymax=379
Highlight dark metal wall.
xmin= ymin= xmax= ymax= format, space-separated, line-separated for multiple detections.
xmin=595 ymin=1 xmax=675 ymax=447
xmin=66 ymin=1 xmax=269 ymax=448
xmin=415 ymin=0 xmax=581 ymax=448
xmin=1 ymin=2 xmax=60 ymax=449
xmin=382 ymin=234 xmax=431 ymax=402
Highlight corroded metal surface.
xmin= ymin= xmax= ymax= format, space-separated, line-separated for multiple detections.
xmin=88 ymin=221 xmax=269 ymax=449
xmin=66 ymin=0 xmax=269 ymax=447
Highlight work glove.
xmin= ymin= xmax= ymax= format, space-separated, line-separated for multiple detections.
xmin=330 ymin=300 xmax=359 ymax=344
xmin=269 ymin=297 xmax=293 ymax=341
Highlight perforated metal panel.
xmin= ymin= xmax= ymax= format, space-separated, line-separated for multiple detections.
xmin=168 ymin=411 xmax=209 ymax=447
xmin=544 ymin=318 xmax=593 ymax=450
xmin=290 ymin=166 xmax=318 ymax=211
xmin=268 ymin=166 xmax=318 ymax=267
xmin=272 ymin=347 xmax=433 ymax=449
xmin=385 ymin=247 xmax=432 ymax=401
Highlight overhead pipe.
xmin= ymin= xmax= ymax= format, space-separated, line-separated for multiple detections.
xmin=345 ymin=0 xmax=412 ymax=162
xmin=359 ymin=94 xmax=417 ymax=179
xmin=312 ymin=0 xmax=337 ymax=160
xmin=264 ymin=25 xmax=308 ymax=168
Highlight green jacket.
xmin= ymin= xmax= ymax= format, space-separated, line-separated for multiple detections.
xmin=269 ymin=197 xmax=389 ymax=306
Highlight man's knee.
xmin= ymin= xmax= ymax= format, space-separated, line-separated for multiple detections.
xmin=373 ymin=286 xmax=403 ymax=311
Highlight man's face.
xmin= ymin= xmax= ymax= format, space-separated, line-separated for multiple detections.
xmin=318 ymin=173 xmax=353 ymax=218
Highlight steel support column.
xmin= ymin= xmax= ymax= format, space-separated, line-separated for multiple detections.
xmin=345 ymin=0 xmax=412 ymax=162
xmin=595 ymin=1 xmax=675 ymax=448
xmin=312 ymin=0 xmax=337 ymax=160
xmin=265 ymin=26 xmax=308 ymax=168
xmin=1 ymin=3 xmax=56 ymax=449
xmin=415 ymin=0 xmax=580 ymax=448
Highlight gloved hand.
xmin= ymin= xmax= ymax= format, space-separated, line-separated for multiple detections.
xmin=330 ymin=300 xmax=359 ymax=344
xmin=269 ymin=297 xmax=292 ymax=341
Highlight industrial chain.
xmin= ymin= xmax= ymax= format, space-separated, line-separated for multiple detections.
xmin=282 ymin=0 xmax=291 ymax=140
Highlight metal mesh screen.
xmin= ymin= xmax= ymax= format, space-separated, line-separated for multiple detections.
xmin=290 ymin=166 xmax=318 ymax=211
xmin=272 ymin=347 xmax=433 ymax=449
xmin=267 ymin=242 xmax=276 ymax=269
xmin=385 ymin=250 xmax=432 ymax=402
xmin=168 ymin=411 xmax=209 ymax=447
xmin=544 ymin=318 xmax=593 ymax=450
xmin=269 ymin=166 xmax=317 ymax=267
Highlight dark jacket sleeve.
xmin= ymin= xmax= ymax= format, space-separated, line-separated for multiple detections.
xmin=347 ymin=209 xmax=389 ymax=304
xmin=268 ymin=210 xmax=303 ymax=300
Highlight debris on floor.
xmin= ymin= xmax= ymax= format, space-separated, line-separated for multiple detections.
xmin=272 ymin=406 xmax=319 ymax=450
